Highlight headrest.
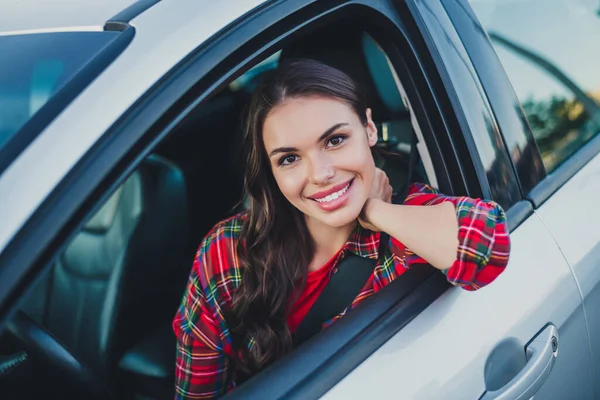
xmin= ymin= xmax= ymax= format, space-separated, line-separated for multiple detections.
xmin=280 ymin=24 xmax=405 ymax=121
xmin=361 ymin=34 xmax=406 ymax=115
xmin=280 ymin=24 xmax=387 ymax=120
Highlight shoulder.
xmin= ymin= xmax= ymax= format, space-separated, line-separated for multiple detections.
xmin=175 ymin=213 xmax=247 ymax=348
xmin=193 ymin=212 xmax=247 ymax=300
xmin=198 ymin=212 xmax=247 ymax=254
xmin=402 ymin=182 xmax=443 ymax=205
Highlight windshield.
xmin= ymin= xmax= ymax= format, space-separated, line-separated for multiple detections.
xmin=0 ymin=30 xmax=125 ymax=165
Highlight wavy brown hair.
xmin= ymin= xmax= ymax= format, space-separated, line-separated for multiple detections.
xmin=229 ymin=59 xmax=369 ymax=378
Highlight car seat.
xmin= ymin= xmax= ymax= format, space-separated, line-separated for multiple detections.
xmin=22 ymin=155 xmax=189 ymax=398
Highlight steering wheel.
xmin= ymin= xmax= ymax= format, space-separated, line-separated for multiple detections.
xmin=4 ymin=311 xmax=114 ymax=400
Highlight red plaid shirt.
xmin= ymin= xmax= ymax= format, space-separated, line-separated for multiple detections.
xmin=172 ymin=183 xmax=510 ymax=399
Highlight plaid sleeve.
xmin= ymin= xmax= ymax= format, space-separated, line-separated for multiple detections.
xmin=173 ymin=242 xmax=231 ymax=399
xmin=401 ymin=182 xmax=510 ymax=291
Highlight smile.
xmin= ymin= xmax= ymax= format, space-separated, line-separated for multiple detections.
xmin=308 ymin=179 xmax=354 ymax=212
xmin=314 ymin=181 xmax=351 ymax=203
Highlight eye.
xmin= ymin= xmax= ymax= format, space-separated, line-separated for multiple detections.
xmin=326 ymin=134 xmax=347 ymax=148
xmin=278 ymin=154 xmax=298 ymax=166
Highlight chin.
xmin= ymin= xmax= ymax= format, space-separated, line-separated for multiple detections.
xmin=294 ymin=192 xmax=368 ymax=229
xmin=316 ymin=206 xmax=362 ymax=228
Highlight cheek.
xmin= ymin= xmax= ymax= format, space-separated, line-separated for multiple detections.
xmin=272 ymin=169 xmax=305 ymax=201
xmin=340 ymin=141 xmax=376 ymax=178
xmin=346 ymin=147 xmax=376 ymax=199
xmin=359 ymin=155 xmax=376 ymax=192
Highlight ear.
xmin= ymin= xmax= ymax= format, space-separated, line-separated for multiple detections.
xmin=365 ymin=108 xmax=378 ymax=147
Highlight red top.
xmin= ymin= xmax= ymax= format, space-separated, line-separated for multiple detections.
xmin=286 ymin=251 xmax=339 ymax=333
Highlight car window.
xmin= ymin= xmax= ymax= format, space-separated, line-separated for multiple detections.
xmin=469 ymin=0 xmax=600 ymax=173
xmin=0 ymin=31 xmax=122 ymax=157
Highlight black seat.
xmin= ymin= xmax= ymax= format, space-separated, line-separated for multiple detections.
xmin=156 ymin=89 xmax=246 ymax=256
xmin=23 ymin=155 xmax=189 ymax=398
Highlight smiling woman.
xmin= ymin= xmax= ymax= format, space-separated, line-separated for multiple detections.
xmin=172 ymin=59 xmax=511 ymax=399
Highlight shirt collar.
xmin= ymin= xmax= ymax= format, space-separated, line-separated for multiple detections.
xmin=343 ymin=223 xmax=381 ymax=260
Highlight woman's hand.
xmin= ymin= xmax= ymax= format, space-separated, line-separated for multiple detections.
xmin=358 ymin=168 xmax=392 ymax=231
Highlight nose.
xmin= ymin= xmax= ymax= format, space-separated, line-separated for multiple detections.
xmin=307 ymin=152 xmax=335 ymax=185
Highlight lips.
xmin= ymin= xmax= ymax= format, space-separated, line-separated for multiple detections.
xmin=307 ymin=179 xmax=354 ymax=212
xmin=308 ymin=179 xmax=354 ymax=202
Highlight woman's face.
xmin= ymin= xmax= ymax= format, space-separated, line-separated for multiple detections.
xmin=262 ymin=96 xmax=378 ymax=229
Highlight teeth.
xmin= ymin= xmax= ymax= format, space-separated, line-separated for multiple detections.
xmin=315 ymin=182 xmax=350 ymax=203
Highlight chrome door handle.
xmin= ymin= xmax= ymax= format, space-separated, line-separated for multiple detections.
xmin=481 ymin=325 xmax=558 ymax=400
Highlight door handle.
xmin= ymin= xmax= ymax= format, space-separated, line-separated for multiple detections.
xmin=481 ymin=325 xmax=558 ymax=400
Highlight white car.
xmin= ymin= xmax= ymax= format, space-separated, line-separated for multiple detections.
xmin=1 ymin=0 xmax=600 ymax=399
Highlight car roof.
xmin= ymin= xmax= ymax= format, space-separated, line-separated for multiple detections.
xmin=0 ymin=0 xmax=141 ymax=34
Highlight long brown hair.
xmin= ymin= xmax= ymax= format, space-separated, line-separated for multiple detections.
xmin=230 ymin=59 xmax=369 ymax=377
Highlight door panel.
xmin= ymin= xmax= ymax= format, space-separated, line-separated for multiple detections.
xmin=322 ymin=213 xmax=593 ymax=399
xmin=535 ymin=152 xmax=600 ymax=393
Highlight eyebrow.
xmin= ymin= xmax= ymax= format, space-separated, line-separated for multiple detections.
xmin=268 ymin=122 xmax=349 ymax=158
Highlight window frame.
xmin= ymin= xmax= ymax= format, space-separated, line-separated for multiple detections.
xmin=438 ymin=0 xmax=538 ymax=232
xmin=0 ymin=0 xmax=490 ymax=396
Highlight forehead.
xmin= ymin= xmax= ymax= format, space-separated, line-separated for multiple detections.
xmin=262 ymin=96 xmax=357 ymax=149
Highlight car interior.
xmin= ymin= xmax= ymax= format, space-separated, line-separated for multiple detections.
xmin=0 ymin=19 xmax=432 ymax=400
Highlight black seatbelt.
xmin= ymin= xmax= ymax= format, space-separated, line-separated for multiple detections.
xmin=292 ymin=231 xmax=390 ymax=348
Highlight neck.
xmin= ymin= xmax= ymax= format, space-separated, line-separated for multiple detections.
xmin=305 ymin=216 xmax=356 ymax=271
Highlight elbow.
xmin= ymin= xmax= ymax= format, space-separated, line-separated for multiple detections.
xmin=446 ymin=218 xmax=511 ymax=290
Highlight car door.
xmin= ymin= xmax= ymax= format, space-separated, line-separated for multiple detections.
xmin=465 ymin=0 xmax=600 ymax=393
xmin=318 ymin=0 xmax=596 ymax=398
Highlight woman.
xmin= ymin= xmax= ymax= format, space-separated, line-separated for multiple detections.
xmin=172 ymin=59 xmax=510 ymax=399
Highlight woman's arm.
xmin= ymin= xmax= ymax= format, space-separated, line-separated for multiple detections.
xmin=174 ymin=326 xmax=229 ymax=400
xmin=173 ymin=230 xmax=234 ymax=399
xmin=361 ymin=180 xmax=510 ymax=290
xmin=363 ymin=199 xmax=458 ymax=270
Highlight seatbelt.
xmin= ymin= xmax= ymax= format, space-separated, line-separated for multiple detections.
xmin=292 ymin=231 xmax=390 ymax=348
